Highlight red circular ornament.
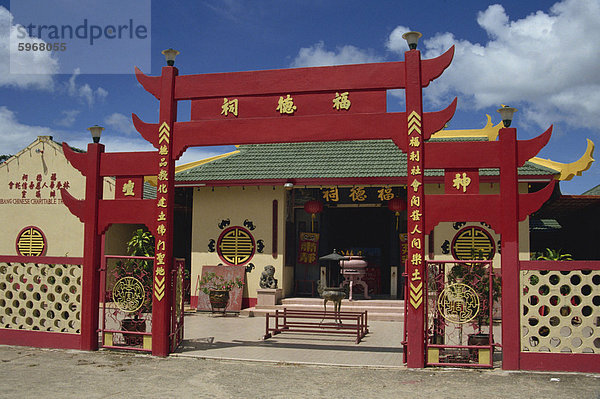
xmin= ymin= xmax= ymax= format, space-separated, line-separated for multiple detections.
xmin=387 ymin=198 xmax=407 ymax=213
xmin=304 ymin=200 xmax=323 ymax=215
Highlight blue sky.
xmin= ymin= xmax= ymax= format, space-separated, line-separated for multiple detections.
xmin=1 ymin=0 xmax=598 ymax=194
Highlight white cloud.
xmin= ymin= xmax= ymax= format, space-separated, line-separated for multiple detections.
xmin=66 ymin=68 xmax=108 ymax=106
xmin=55 ymin=110 xmax=80 ymax=127
xmin=385 ymin=25 xmax=412 ymax=53
xmin=291 ymin=41 xmax=383 ymax=68
xmin=104 ymin=113 xmax=136 ymax=136
xmin=0 ymin=107 xmax=55 ymax=154
xmin=0 ymin=107 xmax=152 ymax=157
xmin=0 ymin=6 xmax=58 ymax=89
xmin=385 ymin=0 xmax=600 ymax=130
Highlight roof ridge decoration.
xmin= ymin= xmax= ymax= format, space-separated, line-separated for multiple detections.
xmin=146 ymin=149 xmax=240 ymax=186
xmin=529 ymin=139 xmax=595 ymax=181
xmin=431 ymin=114 xmax=502 ymax=141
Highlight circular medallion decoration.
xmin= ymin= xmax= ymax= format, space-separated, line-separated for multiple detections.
xmin=16 ymin=226 xmax=47 ymax=256
xmin=112 ymin=277 xmax=146 ymax=313
xmin=451 ymin=226 xmax=495 ymax=260
xmin=217 ymin=226 xmax=256 ymax=266
xmin=437 ymin=283 xmax=480 ymax=324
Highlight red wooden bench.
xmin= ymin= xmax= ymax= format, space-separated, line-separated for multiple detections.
xmin=263 ymin=308 xmax=369 ymax=344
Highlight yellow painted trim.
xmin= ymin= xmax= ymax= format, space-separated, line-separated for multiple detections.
xmin=530 ymin=139 xmax=595 ymax=181
xmin=145 ymin=149 xmax=240 ymax=186
xmin=104 ymin=332 xmax=113 ymax=347
xmin=478 ymin=348 xmax=491 ymax=365
xmin=431 ymin=115 xmax=502 ymax=141
xmin=427 ymin=347 xmax=440 ymax=363
xmin=143 ymin=335 xmax=152 ymax=350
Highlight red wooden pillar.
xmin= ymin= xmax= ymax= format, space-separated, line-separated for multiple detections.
xmin=404 ymin=48 xmax=426 ymax=368
xmin=152 ymin=65 xmax=178 ymax=356
xmin=80 ymin=143 xmax=104 ymax=351
xmin=499 ymin=127 xmax=520 ymax=370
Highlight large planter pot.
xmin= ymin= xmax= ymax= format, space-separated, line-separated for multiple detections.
xmin=208 ymin=290 xmax=230 ymax=314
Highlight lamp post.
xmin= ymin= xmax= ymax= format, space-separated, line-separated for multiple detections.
xmin=79 ymin=126 xmax=105 ymax=351
xmin=497 ymin=106 xmax=517 ymax=128
xmin=402 ymin=30 xmax=427 ymax=368
xmin=152 ymin=49 xmax=179 ymax=356
xmin=87 ymin=125 xmax=104 ymax=143
xmin=498 ymin=105 xmax=521 ymax=370
xmin=161 ymin=48 xmax=180 ymax=66
xmin=402 ymin=31 xmax=423 ymax=50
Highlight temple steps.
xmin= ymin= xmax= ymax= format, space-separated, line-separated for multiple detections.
xmin=241 ymin=298 xmax=405 ymax=322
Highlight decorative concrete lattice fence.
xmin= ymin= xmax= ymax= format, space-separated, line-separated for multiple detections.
xmin=0 ymin=256 xmax=83 ymax=349
xmin=521 ymin=269 xmax=599 ymax=353
xmin=519 ymin=261 xmax=600 ymax=373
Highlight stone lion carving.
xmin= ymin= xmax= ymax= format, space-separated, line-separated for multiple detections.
xmin=259 ymin=265 xmax=278 ymax=289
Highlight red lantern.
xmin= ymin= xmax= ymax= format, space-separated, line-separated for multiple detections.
xmin=387 ymin=198 xmax=407 ymax=213
xmin=304 ymin=200 xmax=323 ymax=232
xmin=387 ymin=198 xmax=407 ymax=230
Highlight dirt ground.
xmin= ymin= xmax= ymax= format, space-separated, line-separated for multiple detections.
xmin=1 ymin=345 xmax=599 ymax=399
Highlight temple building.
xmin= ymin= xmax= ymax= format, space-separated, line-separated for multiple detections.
xmin=0 ymin=117 xmax=594 ymax=309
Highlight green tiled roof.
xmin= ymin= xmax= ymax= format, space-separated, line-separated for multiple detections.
xmin=143 ymin=181 xmax=157 ymax=199
xmin=582 ymin=184 xmax=600 ymax=195
xmin=175 ymin=140 xmax=559 ymax=182
xmin=529 ymin=218 xmax=562 ymax=231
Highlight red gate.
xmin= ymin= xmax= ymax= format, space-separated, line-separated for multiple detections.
xmin=425 ymin=260 xmax=496 ymax=367
xmin=100 ymin=255 xmax=154 ymax=352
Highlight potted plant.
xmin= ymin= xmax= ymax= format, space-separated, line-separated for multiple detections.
xmin=533 ymin=248 xmax=573 ymax=261
xmin=112 ymin=229 xmax=154 ymax=345
xmin=446 ymin=249 xmax=502 ymax=350
xmin=198 ymin=272 xmax=244 ymax=314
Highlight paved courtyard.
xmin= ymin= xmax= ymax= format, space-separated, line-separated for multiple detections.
xmin=176 ymin=312 xmax=405 ymax=367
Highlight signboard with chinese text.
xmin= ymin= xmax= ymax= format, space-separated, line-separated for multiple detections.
xmin=191 ymin=91 xmax=385 ymax=120
xmin=3 ymin=173 xmax=71 ymax=203
xmin=297 ymin=232 xmax=320 ymax=264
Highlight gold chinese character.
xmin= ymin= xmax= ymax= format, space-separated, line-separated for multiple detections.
xmin=410 ymin=209 xmax=422 ymax=221
xmin=157 ymin=211 xmax=166 ymax=222
xmin=377 ymin=186 xmax=394 ymax=201
xmin=159 ymin=145 xmax=169 ymax=156
xmin=157 ymin=239 xmax=165 ymax=251
xmin=156 ymin=266 xmax=165 ymax=276
xmin=322 ymin=186 xmax=339 ymax=202
xmin=410 ymin=166 xmax=421 ymax=175
xmin=349 ymin=186 xmax=367 ymax=202
xmin=411 ymin=268 xmax=421 ymax=281
xmin=157 ymin=184 xmax=167 ymax=194
xmin=411 ymin=253 xmax=422 ymax=266
xmin=122 ymin=180 xmax=135 ymax=197
xmin=156 ymin=252 xmax=166 ymax=265
xmin=157 ymin=224 xmax=166 ymax=235
xmin=410 ymin=179 xmax=422 ymax=192
xmin=410 ymin=195 xmax=420 ymax=207
xmin=159 ymin=157 xmax=167 ymax=167
xmin=221 ymin=98 xmax=239 ymax=117
xmin=409 ymin=151 xmax=420 ymax=162
xmin=332 ymin=92 xmax=351 ymax=110
xmin=157 ymin=197 xmax=167 ymax=208
xmin=276 ymin=94 xmax=297 ymax=114
xmin=409 ymin=136 xmax=420 ymax=147
xmin=158 ymin=169 xmax=168 ymax=181
xmin=411 ymin=238 xmax=421 ymax=249
xmin=452 ymin=172 xmax=472 ymax=193
xmin=410 ymin=225 xmax=422 ymax=235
